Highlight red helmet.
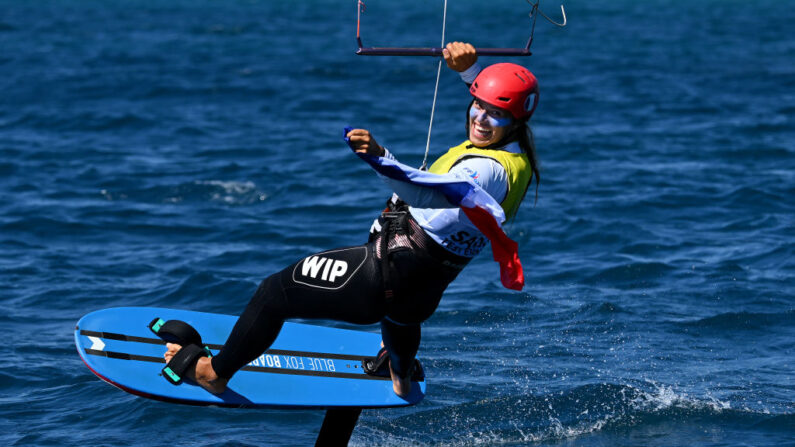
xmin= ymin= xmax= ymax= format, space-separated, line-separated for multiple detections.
xmin=470 ymin=63 xmax=539 ymax=120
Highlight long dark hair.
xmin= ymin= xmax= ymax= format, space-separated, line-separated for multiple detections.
xmin=516 ymin=122 xmax=540 ymax=205
xmin=466 ymin=100 xmax=540 ymax=205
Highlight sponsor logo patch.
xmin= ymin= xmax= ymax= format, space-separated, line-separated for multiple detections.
xmin=292 ymin=247 xmax=367 ymax=290
xmin=301 ymin=256 xmax=348 ymax=282
xmin=463 ymin=167 xmax=481 ymax=186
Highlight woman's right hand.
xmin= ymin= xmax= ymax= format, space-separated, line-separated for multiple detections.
xmin=443 ymin=42 xmax=477 ymax=72
xmin=346 ymin=128 xmax=385 ymax=157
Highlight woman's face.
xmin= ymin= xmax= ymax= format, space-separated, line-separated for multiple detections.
xmin=468 ymin=99 xmax=513 ymax=147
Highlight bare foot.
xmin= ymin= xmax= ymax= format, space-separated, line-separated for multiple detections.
xmin=388 ymin=360 xmax=411 ymax=398
xmin=164 ymin=343 xmax=229 ymax=394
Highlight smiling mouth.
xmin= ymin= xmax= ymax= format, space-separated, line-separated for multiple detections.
xmin=471 ymin=122 xmax=493 ymax=140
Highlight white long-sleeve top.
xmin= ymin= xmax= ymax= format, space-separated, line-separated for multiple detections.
xmin=372 ymin=141 xmax=522 ymax=258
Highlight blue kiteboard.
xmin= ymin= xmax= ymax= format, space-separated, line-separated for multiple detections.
xmin=74 ymin=307 xmax=425 ymax=408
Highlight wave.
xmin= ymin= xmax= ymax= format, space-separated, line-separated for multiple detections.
xmin=0 ymin=161 xmax=17 ymax=176
xmin=719 ymin=185 xmax=788 ymax=209
xmin=678 ymin=310 xmax=795 ymax=331
xmin=575 ymin=301 xmax=631 ymax=316
xmin=1 ymin=216 xmax=95 ymax=236
xmin=155 ymin=272 xmax=254 ymax=308
xmin=141 ymin=84 xmax=277 ymax=100
xmin=353 ymin=382 xmax=792 ymax=446
xmin=0 ymin=238 xmax=43 ymax=250
xmin=4 ymin=110 xmax=155 ymax=132
xmin=100 ymin=180 xmax=267 ymax=205
xmin=582 ymin=261 xmax=676 ymax=287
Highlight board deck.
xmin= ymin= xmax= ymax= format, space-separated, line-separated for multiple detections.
xmin=75 ymin=307 xmax=425 ymax=408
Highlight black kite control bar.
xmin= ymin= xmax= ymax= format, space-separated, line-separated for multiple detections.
xmin=356 ymin=42 xmax=533 ymax=57
xmin=354 ymin=1 xmax=566 ymax=57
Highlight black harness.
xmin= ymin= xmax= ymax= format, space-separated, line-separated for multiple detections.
xmin=374 ymin=199 xmax=412 ymax=304
xmin=370 ymin=198 xmax=470 ymax=306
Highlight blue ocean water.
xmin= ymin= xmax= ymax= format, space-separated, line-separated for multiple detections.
xmin=1 ymin=0 xmax=793 ymax=445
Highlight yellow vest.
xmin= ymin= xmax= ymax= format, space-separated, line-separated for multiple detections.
xmin=428 ymin=141 xmax=532 ymax=221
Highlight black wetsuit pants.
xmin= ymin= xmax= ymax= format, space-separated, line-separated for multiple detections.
xmin=211 ymin=242 xmax=461 ymax=379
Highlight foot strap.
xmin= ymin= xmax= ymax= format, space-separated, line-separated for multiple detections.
xmin=148 ymin=317 xmax=213 ymax=385
xmin=162 ymin=344 xmax=209 ymax=385
xmin=361 ymin=347 xmax=390 ymax=377
xmin=149 ymin=318 xmax=203 ymax=346
xmin=361 ymin=347 xmax=425 ymax=382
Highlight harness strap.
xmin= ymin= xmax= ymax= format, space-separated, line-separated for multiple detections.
xmin=379 ymin=222 xmax=393 ymax=303
xmin=378 ymin=209 xmax=410 ymax=304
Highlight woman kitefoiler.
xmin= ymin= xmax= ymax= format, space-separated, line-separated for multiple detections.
xmin=164 ymin=43 xmax=541 ymax=398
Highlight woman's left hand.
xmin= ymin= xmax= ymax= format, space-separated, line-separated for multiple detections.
xmin=346 ymin=128 xmax=385 ymax=157
xmin=443 ymin=42 xmax=477 ymax=72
